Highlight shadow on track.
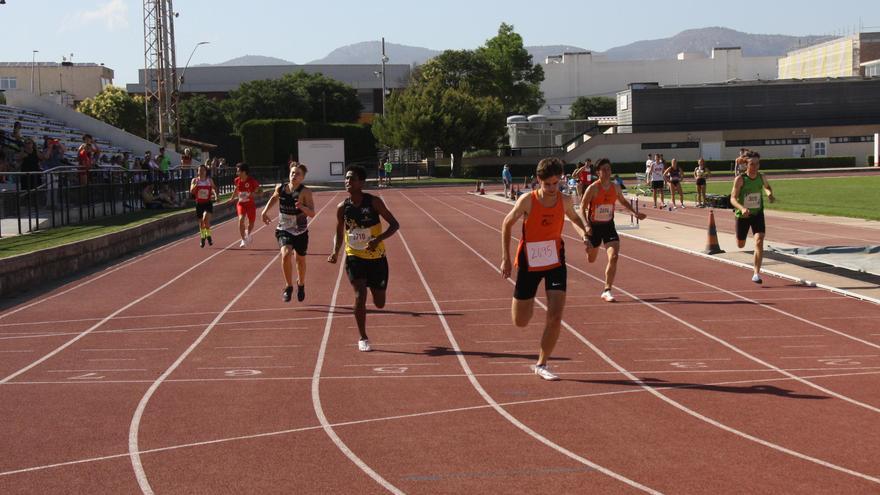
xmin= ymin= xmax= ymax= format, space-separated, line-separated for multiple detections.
xmin=572 ymin=377 xmax=828 ymax=399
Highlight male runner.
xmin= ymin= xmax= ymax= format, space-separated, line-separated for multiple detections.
xmin=328 ymin=165 xmax=400 ymax=352
xmin=190 ymin=163 xmax=218 ymax=248
xmin=228 ymin=162 xmax=261 ymax=248
xmin=730 ymin=151 xmax=775 ymax=283
xmin=580 ymin=158 xmax=647 ymax=302
xmin=262 ymin=163 xmax=315 ymax=302
xmin=501 ymin=157 xmax=591 ymax=381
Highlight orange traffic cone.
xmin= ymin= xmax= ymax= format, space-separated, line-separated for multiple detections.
xmin=703 ymin=210 xmax=725 ymax=255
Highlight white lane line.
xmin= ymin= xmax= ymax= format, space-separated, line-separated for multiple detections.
xmin=780 ymin=355 xmax=878 ymax=360
xmin=196 ymin=366 xmax=296 ymax=370
xmin=128 ymin=192 xmax=339 ymax=495
xmin=80 ymin=348 xmax=169 ymax=352
xmin=0 ymin=329 xmax=192 ymax=342
xmin=487 ymin=360 xmax=585 ymax=366
xmin=700 ymin=318 xmax=783 ymax=322
xmin=214 ymin=345 xmax=302 ymax=349
xmin=0 ymin=226 xmax=268 ymax=385
xmin=87 ymin=358 xmax=136 ymax=362
xmin=736 ymin=335 xmax=828 ymax=340
xmin=225 ymin=356 xmax=275 ymax=359
xmin=5 ymin=368 xmax=880 ymax=480
xmin=342 ymin=363 xmax=440 ymax=367
xmin=345 ymin=325 xmax=427 ymax=329
xmin=47 ymin=369 xmax=146 ymax=373
xmin=311 ymin=254 xmax=405 ymax=494
xmin=0 ymin=350 xmax=33 ymax=353
xmin=344 ymin=341 xmax=432 ymax=347
xmin=468 ymin=323 xmax=542 ymax=327
xmin=635 ymin=358 xmax=731 ymax=362
xmin=395 ymin=226 xmax=661 ymax=493
xmin=607 ymin=338 xmax=695 ymax=342
xmin=441 ymin=193 xmax=880 ymax=483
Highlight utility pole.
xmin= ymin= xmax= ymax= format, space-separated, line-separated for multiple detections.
xmin=143 ymin=0 xmax=178 ymax=148
xmin=31 ymin=50 xmax=38 ymax=94
xmin=381 ymin=37 xmax=388 ymax=117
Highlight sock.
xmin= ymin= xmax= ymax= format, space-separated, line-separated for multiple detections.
xmin=206 ymin=228 xmax=212 ymax=237
xmin=200 ymin=228 xmax=206 ymax=239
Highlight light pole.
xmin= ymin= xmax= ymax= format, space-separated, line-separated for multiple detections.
xmin=175 ymin=41 xmax=209 ymax=150
xmin=31 ymin=50 xmax=38 ymax=93
xmin=380 ymin=37 xmax=388 ymax=117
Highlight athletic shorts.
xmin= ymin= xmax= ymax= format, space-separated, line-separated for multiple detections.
xmin=651 ymin=180 xmax=664 ymax=191
xmin=588 ymin=222 xmax=619 ymax=248
xmin=236 ymin=202 xmax=256 ymax=223
xmin=195 ymin=202 xmax=213 ymax=218
xmin=345 ymin=256 xmax=389 ymax=290
xmin=276 ymin=229 xmax=308 ymax=256
xmin=695 ymin=178 xmax=706 ymax=186
xmin=735 ymin=211 xmax=766 ymax=240
xmin=513 ymin=246 xmax=567 ymax=300
xmin=670 ymin=179 xmax=681 ymax=186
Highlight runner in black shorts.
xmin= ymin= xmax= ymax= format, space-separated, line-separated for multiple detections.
xmin=730 ymin=151 xmax=775 ymax=283
xmin=328 ymin=165 xmax=400 ymax=352
xmin=190 ymin=164 xmax=218 ymax=248
xmin=261 ymin=163 xmax=315 ymax=302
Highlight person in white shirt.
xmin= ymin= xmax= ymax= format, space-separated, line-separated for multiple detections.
xmin=649 ymin=154 xmax=666 ymax=208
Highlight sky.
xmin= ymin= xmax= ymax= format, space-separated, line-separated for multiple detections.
xmin=1 ymin=0 xmax=877 ymax=86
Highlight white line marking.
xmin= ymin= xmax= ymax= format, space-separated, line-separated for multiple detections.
xmin=225 ymin=356 xmax=275 ymax=359
xmin=342 ymin=363 xmax=440 ymax=367
xmin=345 ymin=341 xmax=432 ymax=347
xmin=396 ymin=223 xmax=660 ymax=493
xmin=87 ymin=358 xmax=136 ymax=362
xmin=438 ymin=193 xmax=880 ymax=483
xmin=127 ymin=192 xmax=339 ymax=495
xmin=736 ymin=335 xmax=828 ymax=340
xmin=780 ymin=355 xmax=878 ymax=360
xmin=635 ymin=358 xmax=731 ymax=362
xmin=47 ymin=369 xmax=146 ymax=373
xmin=80 ymin=348 xmax=169 ymax=352
xmin=214 ymin=345 xmax=302 ymax=349
xmin=487 ymin=360 xmax=585 ymax=365
xmin=0 ymin=350 xmax=33 ymax=353
xmin=195 ymin=366 xmax=296 ymax=370
xmin=311 ymin=253 xmax=405 ymax=494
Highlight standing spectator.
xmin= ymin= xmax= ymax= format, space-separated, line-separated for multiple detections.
xmin=648 ymin=154 xmax=666 ymax=208
xmin=693 ymin=158 xmax=710 ymax=207
xmin=11 ymin=121 xmax=24 ymax=145
xmin=383 ymin=159 xmax=393 ymax=186
xmin=18 ymin=138 xmax=42 ymax=191
xmin=77 ymin=134 xmax=96 ymax=185
xmin=157 ymin=147 xmax=171 ymax=179
xmin=663 ymin=158 xmax=685 ymax=209
xmin=377 ymin=161 xmax=386 ymax=188
xmin=181 ymin=148 xmax=193 ymax=168
xmin=502 ymin=164 xmax=513 ymax=198
xmin=734 ymin=148 xmax=749 ymax=176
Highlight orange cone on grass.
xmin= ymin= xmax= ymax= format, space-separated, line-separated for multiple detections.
xmin=703 ymin=210 xmax=725 ymax=255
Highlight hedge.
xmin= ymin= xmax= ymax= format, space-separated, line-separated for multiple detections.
xmin=240 ymin=119 xmax=376 ymax=167
xmin=461 ymin=156 xmax=858 ymax=179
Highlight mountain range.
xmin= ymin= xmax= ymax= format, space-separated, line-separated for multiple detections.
xmin=206 ymin=27 xmax=833 ymax=67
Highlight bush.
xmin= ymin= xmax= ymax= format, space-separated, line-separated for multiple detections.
xmin=607 ymin=156 xmax=856 ymax=175
xmin=240 ymin=120 xmax=274 ymax=167
xmin=461 ymin=161 xmax=580 ymax=179
xmin=240 ymin=119 xmax=377 ymax=167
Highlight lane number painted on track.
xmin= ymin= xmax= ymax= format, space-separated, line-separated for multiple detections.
xmin=669 ymin=362 xmax=709 ymax=369
xmin=68 ymin=372 xmax=105 ymax=380
xmin=373 ymin=366 xmax=408 ymax=374
xmin=818 ymin=358 xmax=860 ymax=366
xmin=224 ymin=369 xmax=263 ymax=377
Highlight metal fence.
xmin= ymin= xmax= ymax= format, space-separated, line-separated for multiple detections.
xmin=0 ymin=165 xmax=290 ymax=238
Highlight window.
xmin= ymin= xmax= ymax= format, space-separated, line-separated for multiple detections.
xmin=641 ymin=141 xmax=700 ymax=150
xmin=726 ymin=138 xmax=810 ymax=147
xmin=814 ymin=141 xmax=827 ymax=157
xmin=830 ymin=135 xmax=875 ymax=143
xmin=0 ymin=77 xmax=17 ymax=90
xmin=618 ymin=94 xmax=628 ymax=110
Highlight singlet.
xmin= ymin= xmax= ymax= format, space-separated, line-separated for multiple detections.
xmin=650 ymin=161 xmax=665 ymax=181
xmin=234 ymin=177 xmax=260 ymax=204
xmin=588 ymin=181 xmax=617 ymax=224
xmin=193 ymin=178 xmax=213 ymax=204
xmin=343 ymin=193 xmax=385 ymax=260
xmin=736 ymin=173 xmax=764 ymax=218
xmin=695 ymin=166 xmax=708 ymax=179
xmin=578 ymin=168 xmax=590 ymax=183
xmin=277 ymin=183 xmax=308 ymax=235
xmin=668 ymin=167 xmax=682 ymax=182
xmin=77 ymin=146 xmax=92 ymax=169
xmin=515 ymin=190 xmax=565 ymax=272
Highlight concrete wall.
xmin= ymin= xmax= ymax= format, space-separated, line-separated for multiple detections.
xmin=540 ymin=49 xmax=778 ymax=115
xmin=4 ymin=89 xmax=181 ymax=161
xmin=0 ymin=64 xmax=113 ymax=104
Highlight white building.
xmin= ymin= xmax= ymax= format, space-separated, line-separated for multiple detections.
xmin=539 ymin=48 xmax=778 ymax=117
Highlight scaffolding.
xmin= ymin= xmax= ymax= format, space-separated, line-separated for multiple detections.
xmin=142 ymin=0 xmax=179 ymax=148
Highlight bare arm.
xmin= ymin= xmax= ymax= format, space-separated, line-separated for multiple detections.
xmin=367 ymin=196 xmax=400 ymax=251
xmin=562 ymin=195 xmax=588 ymax=239
xmin=616 ymin=184 xmax=647 ymax=220
xmin=298 ymin=188 xmax=316 ymax=218
xmin=729 ymin=176 xmax=748 ymax=216
xmin=761 ymin=174 xmax=775 ymax=203
xmin=327 ymin=202 xmax=346 ymax=263
xmin=500 ymin=194 xmax=530 ymax=278
xmin=579 ymin=184 xmax=598 ymax=230
xmin=260 ymin=186 xmax=281 ymax=224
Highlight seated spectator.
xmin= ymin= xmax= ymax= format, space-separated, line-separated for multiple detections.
xmin=141 ymin=184 xmax=164 ymax=209
xmin=157 ymin=184 xmax=180 ymax=207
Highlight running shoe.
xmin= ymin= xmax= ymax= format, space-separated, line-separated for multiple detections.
xmin=239 ymin=239 xmax=247 ymax=248
xmin=358 ymin=339 xmax=372 ymax=352
xmin=282 ymin=286 xmax=293 ymax=302
xmin=200 ymin=237 xmax=205 ymax=248
xmin=680 ymin=204 xmax=686 ymax=209
xmin=601 ymin=289 xmax=616 ymax=302
xmin=296 ymin=284 xmax=305 ymax=302
xmin=751 ymin=274 xmax=763 ymax=284
xmin=207 ymin=236 xmax=213 ymax=246
xmin=532 ymin=364 xmax=559 ymax=381
xmin=246 ymin=233 xmax=253 ymax=245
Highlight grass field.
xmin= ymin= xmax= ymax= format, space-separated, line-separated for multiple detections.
xmin=662 ymin=175 xmax=880 ymax=221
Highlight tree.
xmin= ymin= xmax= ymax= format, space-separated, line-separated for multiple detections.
xmin=476 ymin=23 xmax=545 ymax=115
xmin=570 ymin=96 xmax=617 ymax=120
xmin=373 ymin=80 xmax=505 ymax=177
xmin=280 ymin=71 xmax=362 ymax=123
xmin=178 ymin=94 xmax=232 ymax=145
xmin=222 ymin=78 xmax=311 ymax=131
xmin=77 ymin=86 xmax=146 ymax=137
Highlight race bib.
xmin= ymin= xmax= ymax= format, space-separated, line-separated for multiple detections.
xmin=593 ymin=204 xmax=614 ymax=222
xmin=238 ymin=191 xmax=251 ymax=202
xmin=348 ymin=228 xmax=372 ymax=250
xmin=744 ymin=192 xmax=762 ymax=209
xmin=526 ymin=240 xmax=559 ymax=268
xmin=197 ymin=189 xmax=210 ymax=200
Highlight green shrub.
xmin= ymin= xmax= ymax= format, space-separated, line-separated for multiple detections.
xmin=240 ymin=119 xmax=377 ymax=167
xmin=240 ymin=120 xmax=274 ymax=167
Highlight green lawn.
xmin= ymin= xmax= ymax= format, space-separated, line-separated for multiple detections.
xmin=663 ymin=176 xmax=880 ymax=221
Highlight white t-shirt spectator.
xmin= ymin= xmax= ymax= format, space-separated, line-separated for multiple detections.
xmin=650 ymin=161 xmax=665 ymax=181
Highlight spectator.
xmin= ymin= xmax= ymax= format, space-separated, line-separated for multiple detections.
xmin=157 ymin=147 xmax=171 ymax=178
xmin=77 ymin=134 xmax=96 ymax=185
xmin=18 ymin=138 xmax=42 ymax=190
xmin=384 ymin=159 xmax=393 ymax=186
xmin=502 ymin=164 xmax=513 ymax=198
xmin=613 ymin=174 xmax=626 ymax=190
xmin=141 ymin=184 xmax=164 ymax=209
xmin=11 ymin=121 xmax=24 ymax=145
xmin=181 ymin=148 xmax=193 ymax=169
xmin=157 ymin=184 xmax=180 ymax=207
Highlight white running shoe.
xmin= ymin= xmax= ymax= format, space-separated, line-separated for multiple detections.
xmin=681 ymin=204 xmax=686 ymax=209
xmin=532 ymin=364 xmax=559 ymax=381
xmin=246 ymin=233 xmax=253 ymax=245
xmin=601 ymin=290 xmax=616 ymax=302
xmin=751 ymin=274 xmax=763 ymax=284
xmin=239 ymin=239 xmax=247 ymax=248
xmin=358 ymin=339 xmax=372 ymax=352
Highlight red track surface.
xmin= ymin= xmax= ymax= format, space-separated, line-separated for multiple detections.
xmin=1 ymin=186 xmax=879 ymax=494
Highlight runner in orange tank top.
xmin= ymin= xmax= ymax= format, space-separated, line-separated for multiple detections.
xmin=579 ymin=158 xmax=647 ymax=302
xmin=501 ymin=157 xmax=591 ymax=381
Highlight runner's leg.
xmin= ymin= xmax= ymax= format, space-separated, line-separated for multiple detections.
xmin=512 ymin=298 xmax=535 ymax=327
xmin=352 ymin=281 xmax=369 ymax=340
xmin=537 ymin=290 xmax=565 ymax=366
xmin=604 ymin=241 xmax=620 ymax=290
xmin=753 ymin=232 xmax=765 ymax=275
xmin=281 ymin=245 xmax=294 ymax=287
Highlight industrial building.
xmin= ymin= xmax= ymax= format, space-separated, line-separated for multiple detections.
xmin=777 ymin=32 xmax=880 ymax=79
xmin=0 ymin=62 xmax=114 ymax=107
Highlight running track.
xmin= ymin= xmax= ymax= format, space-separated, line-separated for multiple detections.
xmin=1 ymin=186 xmax=878 ymax=493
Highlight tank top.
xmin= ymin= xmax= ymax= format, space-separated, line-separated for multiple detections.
xmin=343 ymin=193 xmax=385 ymax=260
xmin=588 ymin=181 xmax=617 ymax=224
xmin=736 ymin=173 xmax=764 ymax=218
xmin=515 ymin=190 xmax=565 ymax=272
xmin=695 ymin=166 xmax=707 ymax=179
xmin=668 ymin=167 xmax=682 ymax=182
xmin=193 ymin=178 xmax=213 ymax=204
xmin=277 ymin=183 xmax=308 ymax=235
